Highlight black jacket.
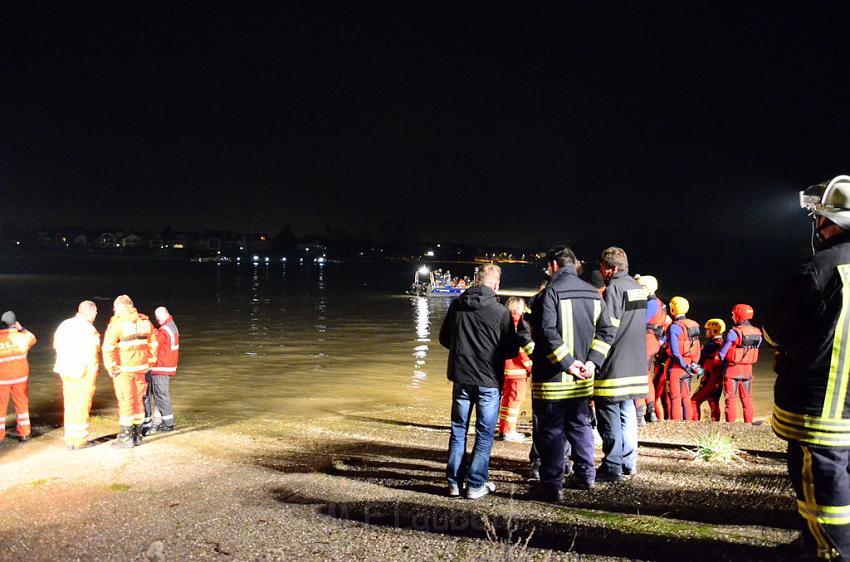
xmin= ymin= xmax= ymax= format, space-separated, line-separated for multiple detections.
xmin=596 ymin=272 xmax=650 ymax=402
xmin=765 ymin=231 xmax=850 ymax=447
xmin=529 ymin=266 xmax=616 ymax=400
xmin=439 ymin=285 xmax=518 ymax=388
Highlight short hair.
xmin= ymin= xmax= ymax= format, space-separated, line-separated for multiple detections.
xmin=504 ymin=296 xmax=525 ymax=312
xmin=600 ymin=247 xmax=628 ymax=272
xmin=476 ymin=263 xmax=502 ymax=285
xmin=546 ymin=246 xmax=577 ymax=268
xmin=78 ymin=300 xmax=97 ymax=314
xmin=155 ymin=306 xmax=169 ymax=317
xmin=114 ymin=294 xmax=134 ymax=307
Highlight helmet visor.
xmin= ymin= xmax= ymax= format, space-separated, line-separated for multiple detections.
xmin=800 ymin=182 xmax=827 ymax=211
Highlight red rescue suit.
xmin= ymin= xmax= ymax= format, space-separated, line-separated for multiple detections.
xmin=664 ymin=318 xmax=701 ymax=421
xmin=690 ymin=336 xmax=724 ymax=421
xmin=0 ymin=327 xmax=37 ymax=440
xmin=723 ymin=324 xmax=761 ymax=423
xmin=638 ymin=297 xmax=666 ymax=415
xmin=499 ymin=314 xmax=531 ymax=435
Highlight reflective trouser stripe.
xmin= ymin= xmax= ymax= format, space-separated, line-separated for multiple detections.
xmin=800 ymin=446 xmax=836 ymax=556
xmin=772 ymin=406 xmax=850 ymax=447
xmin=161 ymin=414 xmax=174 ymax=421
xmin=824 ymin=264 xmax=850 ymax=419
xmin=593 ymin=375 xmax=649 ymax=398
xmin=531 ymin=373 xmax=594 ymax=400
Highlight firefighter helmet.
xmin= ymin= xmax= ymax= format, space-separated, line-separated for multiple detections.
xmin=732 ymin=303 xmax=754 ymax=324
xmin=669 ymin=296 xmax=689 ymax=316
xmin=800 ymin=175 xmax=850 ymax=229
xmin=704 ymin=318 xmax=726 ymax=338
xmin=635 ymin=274 xmax=658 ymax=295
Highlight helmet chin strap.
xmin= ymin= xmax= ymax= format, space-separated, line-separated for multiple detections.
xmin=811 ymin=214 xmax=818 ymax=254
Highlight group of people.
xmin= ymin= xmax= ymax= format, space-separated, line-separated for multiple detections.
xmin=0 ymin=295 xmax=180 ymax=450
xmin=440 ymin=174 xmax=850 ymax=561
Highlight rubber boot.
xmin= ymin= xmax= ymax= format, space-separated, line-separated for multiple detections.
xmin=646 ymin=401 xmax=658 ymax=423
xmin=112 ymin=426 xmax=134 ymax=449
xmin=132 ymin=425 xmax=143 ymax=447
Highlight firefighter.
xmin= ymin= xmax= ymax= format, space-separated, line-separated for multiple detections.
xmin=0 ymin=311 xmax=36 ymax=442
xmin=529 ymin=246 xmax=615 ymax=500
xmin=635 ymin=274 xmax=665 ymax=423
xmin=664 ymin=297 xmax=702 ymax=421
xmin=103 ymin=295 xmax=157 ymax=448
xmin=594 ymin=247 xmax=649 ymax=482
xmin=498 ymin=297 xmax=532 ymax=442
xmin=766 ymin=175 xmax=850 ymax=560
xmin=718 ymin=304 xmax=762 ymax=423
xmin=53 ymin=301 xmax=101 ymax=449
xmin=690 ymin=318 xmax=726 ymax=422
xmin=143 ymin=306 xmax=180 ymax=434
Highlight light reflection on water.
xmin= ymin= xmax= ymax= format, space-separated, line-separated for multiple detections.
xmin=0 ymin=259 xmax=777 ymax=425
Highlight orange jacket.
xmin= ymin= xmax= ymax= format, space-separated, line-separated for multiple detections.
xmin=0 ymin=328 xmax=37 ymax=384
xmin=151 ymin=317 xmax=179 ymax=376
xmin=102 ymin=308 xmax=157 ymax=374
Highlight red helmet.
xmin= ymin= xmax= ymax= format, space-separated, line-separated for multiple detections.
xmin=732 ymin=304 xmax=754 ymax=323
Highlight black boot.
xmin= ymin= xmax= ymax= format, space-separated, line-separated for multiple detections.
xmin=646 ymin=402 xmax=658 ymax=423
xmin=132 ymin=425 xmax=143 ymax=446
xmin=112 ymin=426 xmax=134 ymax=449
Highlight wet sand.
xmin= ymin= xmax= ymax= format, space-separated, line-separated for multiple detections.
xmin=0 ymin=404 xmax=798 ymax=561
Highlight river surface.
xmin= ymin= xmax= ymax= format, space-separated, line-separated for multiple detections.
xmin=0 ymin=257 xmax=776 ymax=426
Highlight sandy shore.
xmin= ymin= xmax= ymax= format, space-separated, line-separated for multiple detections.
xmin=0 ymin=407 xmax=799 ymax=561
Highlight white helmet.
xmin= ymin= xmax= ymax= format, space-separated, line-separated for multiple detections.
xmin=800 ymin=175 xmax=850 ymax=229
xmin=634 ymin=274 xmax=658 ymax=295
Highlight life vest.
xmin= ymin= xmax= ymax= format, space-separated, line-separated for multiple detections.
xmin=726 ymin=324 xmax=762 ymax=365
xmin=103 ymin=309 xmax=158 ymax=374
xmin=646 ymin=296 xmax=667 ymax=338
xmin=0 ymin=328 xmax=36 ymax=384
xmin=667 ymin=318 xmax=701 ymax=363
xmin=151 ymin=318 xmax=180 ymax=376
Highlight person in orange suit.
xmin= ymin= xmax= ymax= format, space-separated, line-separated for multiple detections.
xmin=103 ymin=295 xmax=157 ymax=448
xmin=0 ymin=311 xmax=37 ymax=442
xmin=498 ymin=297 xmax=532 ymax=441
xmin=690 ymin=318 xmax=726 ymax=421
xmin=53 ymin=301 xmax=101 ymax=450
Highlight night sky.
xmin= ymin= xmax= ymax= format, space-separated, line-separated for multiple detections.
xmin=2 ymin=3 xmax=849 ymax=252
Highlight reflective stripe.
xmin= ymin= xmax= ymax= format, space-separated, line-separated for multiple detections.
xmin=120 ymin=365 xmax=150 ymax=373
xmin=504 ymin=368 xmax=528 ymax=376
xmin=560 ymin=300 xmax=574 ymax=364
xmin=547 ymin=344 xmax=568 ymax=365
xmin=152 ymin=367 xmax=177 ymax=373
xmin=797 ymin=500 xmax=850 ymax=525
xmin=0 ymin=376 xmax=29 ymax=385
xmin=161 ymin=414 xmax=174 ymax=420
xmin=102 ymin=345 xmax=116 ymax=351
xmin=118 ymin=340 xmax=149 ymax=348
xmin=800 ymin=447 xmax=836 ymax=555
xmin=163 ymin=325 xmax=179 ymax=351
xmin=521 ymin=342 xmax=535 ymax=355
xmin=17 ymin=413 xmax=29 ymax=419
xmin=772 ymin=405 xmax=850 ymax=447
xmin=531 ymin=373 xmax=594 ymax=400
xmin=17 ymin=420 xmax=30 ymax=426
xmin=610 ymin=317 xmax=621 ymax=327
xmin=593 ymin=375 xmax=648 ymax=398
xmin=119 ymin=416 xmax=134 ymax=425
xmin=824 ymin=264 xmax=850 ymax=419
xmin=590 ymin=339 xmax=610 ymax=357
xmin=592 ymin=300 xmax=601 ymax=325
xmin=594 ymin=375 xmax=648 ymax=388
xmin=0 ymin=354 xmax=27 ymax=363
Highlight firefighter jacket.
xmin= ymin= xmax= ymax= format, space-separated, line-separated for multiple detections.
xmin=0 ymin=327 xmax=37 ymax=385
xmin=151 ymin=317 xmax=180 ymax=376
xmin=102 ymin=308 xmax=158 ymax=375
xmin=529 ymin=266 xmax=615 ymax=401
xmin=53 ymin=314 xmax=100 ymax=378
xmin=595 ymin=272 xmax=650 ymax=401
xmin=765 ymin=231 xmax=850 ymax=447
xmin=439 ymin=285 xmax=518 ymax=388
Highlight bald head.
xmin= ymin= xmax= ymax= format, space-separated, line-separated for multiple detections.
xmin=77 ymin=300 xmax=97 ymax=323
xmin=113 ymin=294 xmax=134 ymax=315
xmin=155 ymin=306 xmax=170 ymax=325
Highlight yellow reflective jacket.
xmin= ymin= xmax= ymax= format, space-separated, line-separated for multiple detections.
xmin=102 ymin=308 xmax=157 ymax=374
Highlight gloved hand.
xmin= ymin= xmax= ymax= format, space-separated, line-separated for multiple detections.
xmin=686 ymin=362 xmax=704 ymax=377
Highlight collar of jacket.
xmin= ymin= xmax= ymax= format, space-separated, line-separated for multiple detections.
xmin=610 ymin=270 xmax=628 ymax=281
xmin=551 ymin=265 xmax=577 ymax=281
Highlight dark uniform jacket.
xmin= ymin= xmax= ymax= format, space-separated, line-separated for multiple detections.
xmin=595 ymin=271 xmax=650 ymax=401
xmin=529 ymin=266 xmax=616 ymax=400
xmin=439 ymin=285 xmax=518 ymax=388
xmin=765 ymin=231 xmax=850 ymax=448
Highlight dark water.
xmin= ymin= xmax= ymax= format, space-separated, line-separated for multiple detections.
xmin=0 ymin=257 xmax=775 ymax=425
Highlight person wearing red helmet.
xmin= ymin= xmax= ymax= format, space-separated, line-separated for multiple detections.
xmin=717 ymin=304 xmax=762 ymax=423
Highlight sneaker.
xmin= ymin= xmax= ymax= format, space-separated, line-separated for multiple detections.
xmin=466 ymin=481 xmax=496 ymax=499
xmin=623 ymin=466 xmax=638 ymax=477
xmin=564 ymin=475 xmax=595 ymax=490
xmin=501 ymin=431 xmax=526 ymax=443
xmin=159 ymin=425 xmax=174 ymax=432
xmin=447 ymin=483 xmax=461 ymax=497
xmin=595 ymin=469 xmax=624 ymax=483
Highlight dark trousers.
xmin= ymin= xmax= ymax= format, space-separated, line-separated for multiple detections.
xmin=787 ymin=442 xmax=850 ymax=560
xmin=533 ymin=398 xmax=595 ymax=489
xmin=143 ymin=373 xmax=174 ymax=428
xmin=529 ymin=411 xmax=572 ymax=464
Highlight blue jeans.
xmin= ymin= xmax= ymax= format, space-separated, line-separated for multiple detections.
xmin=595 ymin=399 xmax=638 ymax=474
xmin=446 ymin=383 xmax=500 ymax=489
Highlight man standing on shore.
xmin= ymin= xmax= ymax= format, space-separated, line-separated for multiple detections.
xmin=143 ymin=306 xmax=179 ymax=434
xmin=0 ymin=311 xmax=37 ymax=442
xmin=595 ymin=247 xmax=648 ymax=482
xmin=53 ymin=301 xmax=101 ymax=450
xmin=530 ymin=247 xmax=615 ymax=499
xmin=103 ymin=295 xmax=158 ymax=448
xmin=440 ymin=263 xmax=519 ymax=499
xmin=766 ymin=175 xmax=850 ymax=561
